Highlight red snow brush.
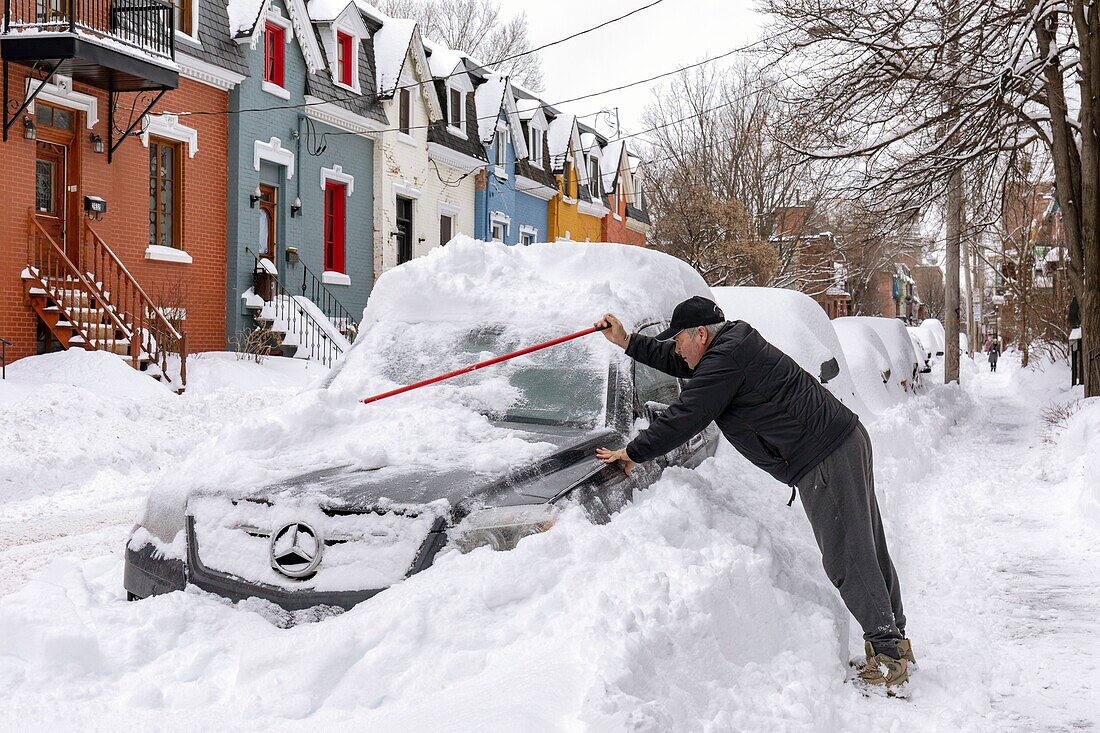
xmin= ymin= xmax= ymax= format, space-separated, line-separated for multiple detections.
xmin=361 ymin=324 xmax=610 ymax=405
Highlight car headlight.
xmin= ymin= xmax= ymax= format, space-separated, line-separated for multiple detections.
xmin=450 ymin=504 xmax=558 ymax=553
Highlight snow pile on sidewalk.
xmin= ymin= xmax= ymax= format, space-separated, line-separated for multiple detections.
xmin=1059 ymin=398 xmax=1100 ymax=520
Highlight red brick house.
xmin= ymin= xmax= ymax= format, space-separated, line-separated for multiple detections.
xmin=771 ymin=206 xmax=851 ymax=318
xmin=0 ymin=0 xmax=245 ymax=387
xmin=598 ymin=139 xmax=649 ymax=246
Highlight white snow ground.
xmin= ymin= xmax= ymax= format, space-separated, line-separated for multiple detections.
xmin=0 ymin=349 xmax=1097 ymax=731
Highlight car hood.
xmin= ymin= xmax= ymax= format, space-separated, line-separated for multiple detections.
xmin=188 ymin=423 xmax=622 ymax=517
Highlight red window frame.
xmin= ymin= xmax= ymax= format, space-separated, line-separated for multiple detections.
xmin=324 ymin=181 xmax=346 ymax=273
xmin=264 ymin=22 xmax=285 ymax=87
xmin=337 ymin=32 xmax=353 ymax=86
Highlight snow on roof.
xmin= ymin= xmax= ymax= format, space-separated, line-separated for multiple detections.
xmin=372 ymin=16 xmax=417 ymax=97
xmin=600 ymin=139 xmax=625 ymax=192
xmin=351 ymin=0 xmax=387 ymax=23
xmin=1045 ymin=246 xmax=1065 ymax=262
xmin=711 ymin=287 xmax=868 ymax=417
xmin=307 ymin=0 xmax=352 ymax=22
xmin=227 ymin=0 xmax=267 ymax=36
xmin=424 ymin=39 xmax=465 ymax=79
xmin=547 ymin=114 xmax=575 ymax=164
xmin=474 ymin=74 xmax=509 ymax=144
xmin=363 ymin=236 xmax=712 ymax=331
xmin=515 ymin=97 xmax=541 ymax=120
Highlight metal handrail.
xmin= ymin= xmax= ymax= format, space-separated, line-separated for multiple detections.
xmin=0 ymin=336 xmax=11 ymax=379
xmin=82 ymin=221 xmax=187 ymax=386
xmin=2 ymin=0 xmax=175 ymax=61
xmin=294 ymin=259 xmax=359 ymax=338
xmin=245 ymin=248 xmax=345 ymax=367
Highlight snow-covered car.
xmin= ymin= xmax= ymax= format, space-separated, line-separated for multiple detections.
xmin=906 ymin=328 xmax=933 ymax=373
xmin=918 ymin=318 xmax=945 ymax=356
xmin=836 ymin=316 xmax=922 ymax=392
xmin=832 ymin=318 xmax=903 ymax=414
xmin=124 ymin=240 xmax=720 ymax=611
xmin=710 ymin=286 xmax=869 ymax=419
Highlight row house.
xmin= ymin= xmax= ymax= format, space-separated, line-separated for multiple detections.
xmin=0 ymin=0 xmax=654 ymax=381
xmin=0 ymin=0 xmax=246 ymax=387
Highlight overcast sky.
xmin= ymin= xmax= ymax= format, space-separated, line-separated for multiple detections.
xmin=495 ymin=0 xmax=765 ymax=136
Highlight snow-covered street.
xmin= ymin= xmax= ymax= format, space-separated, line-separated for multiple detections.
xmin=1 ymin=350 xmax=1097 ymax=731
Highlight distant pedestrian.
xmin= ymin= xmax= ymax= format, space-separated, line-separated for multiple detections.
xmin=988 ymin=341 xmax=1001 ymax=372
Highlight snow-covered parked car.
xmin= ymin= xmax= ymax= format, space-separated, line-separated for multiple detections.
xmin=832 ymin=318 xmax=903 ymax=414
xmin=918 ymin=318 xmax=945 ymax=356
xmin=907 ymin=328 xmax=933 ymax=373
xmin=836 ymin=316 xmax=922 ymax=393
xmin=710 ymin=286 xmax=869 ymax=419
xmin=125 ymin=240 xmax=720 ymax=611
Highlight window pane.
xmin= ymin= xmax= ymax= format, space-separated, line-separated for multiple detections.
xmin=634 ymin=324 xmax=681 ymax=408
xmin=440 ymin=215 xmax=452 ymax=244
xmin=53 ymin=108 xmax=72 ymax=130
xmin=35 ymin=160 xmax=53 ymax=212
xmin=450 ymin=89 xmax=461 ymax=126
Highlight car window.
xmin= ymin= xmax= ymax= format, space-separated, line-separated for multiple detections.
xmin=633 ymin=322 xmax=680 ymax=411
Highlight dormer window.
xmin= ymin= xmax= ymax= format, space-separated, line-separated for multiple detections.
xmin=399 ymin=88 xmax=411 ymax=134
xmin=589 ymin=157 xmax=600 ymax=196
xmin=336 ymin=32 xmax=353 ymax=87
xmin=529 ymin=126 xmax=543 ymax=167
xmin=448 ymin=87 xmax=464 ymax=130
xmin=495 ymin=128 xmax=506 ymax=166
xmin=264 ymin=22 xmax=286 ymax=88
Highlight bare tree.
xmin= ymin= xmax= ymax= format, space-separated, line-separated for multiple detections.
xmin=648 ymin=175 xmax=779 ymax=287
xmin=378 ymin=0 xmax=544 ymax=91
xmin=642 ymin=61 xmax=839 ymax=288
xmin=763 ymin=0 xmax=1100 ymax=395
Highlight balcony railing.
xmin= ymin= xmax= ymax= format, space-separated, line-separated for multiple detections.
xmin=2 ymin=0 xmax=175 ymax=61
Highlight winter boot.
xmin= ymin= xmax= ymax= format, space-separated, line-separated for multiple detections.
xmin=897 ymin=638 xmax=916 ymax=666
xmin=856 ymin=642 xmax=909 ymax=693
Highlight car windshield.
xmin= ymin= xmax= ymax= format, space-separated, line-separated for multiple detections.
xmin=346 ymin=322 xmax=610 ymax=429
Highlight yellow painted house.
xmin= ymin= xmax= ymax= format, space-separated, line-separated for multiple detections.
xmin=547 ymin=114 xmax=609 ymax=241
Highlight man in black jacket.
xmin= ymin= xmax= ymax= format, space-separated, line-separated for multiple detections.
xmin=594 ymin=296 xmax=912 ymax=690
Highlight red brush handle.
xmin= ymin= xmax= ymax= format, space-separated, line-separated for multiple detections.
xmin=361 ymin=324 xmax=610 ymax=405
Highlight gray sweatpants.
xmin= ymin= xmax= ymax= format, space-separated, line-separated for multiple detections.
xmin=795 ymin=422 xmax=906 ymax=657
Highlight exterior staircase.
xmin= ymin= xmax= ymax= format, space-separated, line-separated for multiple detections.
xmin=241 ymin=248 xmax=356 ymax=368
xmin=23 ymin=212 xmax=188 ymax=388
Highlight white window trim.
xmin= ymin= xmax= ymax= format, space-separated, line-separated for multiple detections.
xmin=322 ymin=271 xmax=352 ymax=286
xmin=447 ymin=86 xmax=466 ymax=136
xmin=261 ymin=8 xmax=292 ymax=97
xmin=439 ymin=201 xmax=461 ymax=217
xmin=25 ymin=75 xmax=97 ymax=128
xmin=528 ymin=127 xmax=543 ymax=167
xmin=332 ymin=26 xmax=361 ymax=94
xmin=490 ymin=220 xmax=507 ymax=242
xmin=320 ymin=164 xmax=354 ymax=195
xmin=393 ymin=179 xmax=422 ymax=200
xmin=173 ymin=0 xmax=201 ymax=44
xmin=261 ymin=80 xmax=291 ymax=100
xmin=397 ymin=131 xmax=418 ymax=147
xmin=494 ymin=124 xmax=507 ymax=167
xmin=490 ymin=211 xmax=511 ymax=225
xmin=254 ymin=137 xmax=295 ymax=178
xmin=141 ymin=114 xmax=199 ymax=158
xmin=519 ymin=224 xmax=537 ymax=244
xmin=145 ymin=244 xmax=193 ymax=263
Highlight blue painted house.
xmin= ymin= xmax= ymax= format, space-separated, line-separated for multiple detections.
xmin=224 ymin=0 xmax=386 ymax=362
xmin=471 ymin=74 xmax=556 ymax=245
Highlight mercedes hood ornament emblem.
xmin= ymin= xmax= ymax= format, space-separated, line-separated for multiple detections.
xmin=270 ymin=521 xmax=323 ymax=578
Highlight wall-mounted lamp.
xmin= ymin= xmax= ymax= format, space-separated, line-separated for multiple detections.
xmin=290 ymin=196 xmax=302 ymax=217
xmin=89 ymin=133 xmax=104 ymax=154
xmin=22 ymin=116 xmax=36 ymax=140
xmin=249 ymin=185 xmax=262 ymax=208
xmin=285 ymin=245 xmax=299 ymax=264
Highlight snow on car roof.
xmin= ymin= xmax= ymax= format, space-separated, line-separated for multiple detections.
xmin=832 ymin=318 xmax=901 ymax=414
xmin=711 ymin=287 xmax=869 ymax=418
xmin=363 ymin=237 xmax=712 ymax=332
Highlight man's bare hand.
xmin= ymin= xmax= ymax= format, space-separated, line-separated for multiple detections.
xmin=595 ymin=313 xmax=630 ymax=350
xmin=596 ymin=447 xmax=635 ymax=477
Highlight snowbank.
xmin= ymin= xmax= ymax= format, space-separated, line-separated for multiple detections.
xmin=711 ymin=286 xmax=869 ymax=419
xmin=918 ymin=319 xmax=945 ymax=355
xmin=1059 ymin=398 xmax=1100 ymax=521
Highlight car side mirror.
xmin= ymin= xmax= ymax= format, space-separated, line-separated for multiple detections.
xmin=881 ymin=368 xmax=892 ymax=385
xmin=643 ymin=400 xmax=669 ymax=423
xmin=819 ymin=357 xmax=840 ymax=384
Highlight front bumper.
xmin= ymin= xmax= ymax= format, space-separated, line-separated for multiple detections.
xmin=123 ymin=515 xmax=448 ymax=612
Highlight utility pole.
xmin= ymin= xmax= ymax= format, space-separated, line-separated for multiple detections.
xmin=963 ymin=214 xmax=975 ymax=357
xmin=946 ymin=169 xmax=963 ymax=383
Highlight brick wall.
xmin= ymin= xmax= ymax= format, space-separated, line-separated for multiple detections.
xmin=0 ymin=68 xmax=230 ymax=364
